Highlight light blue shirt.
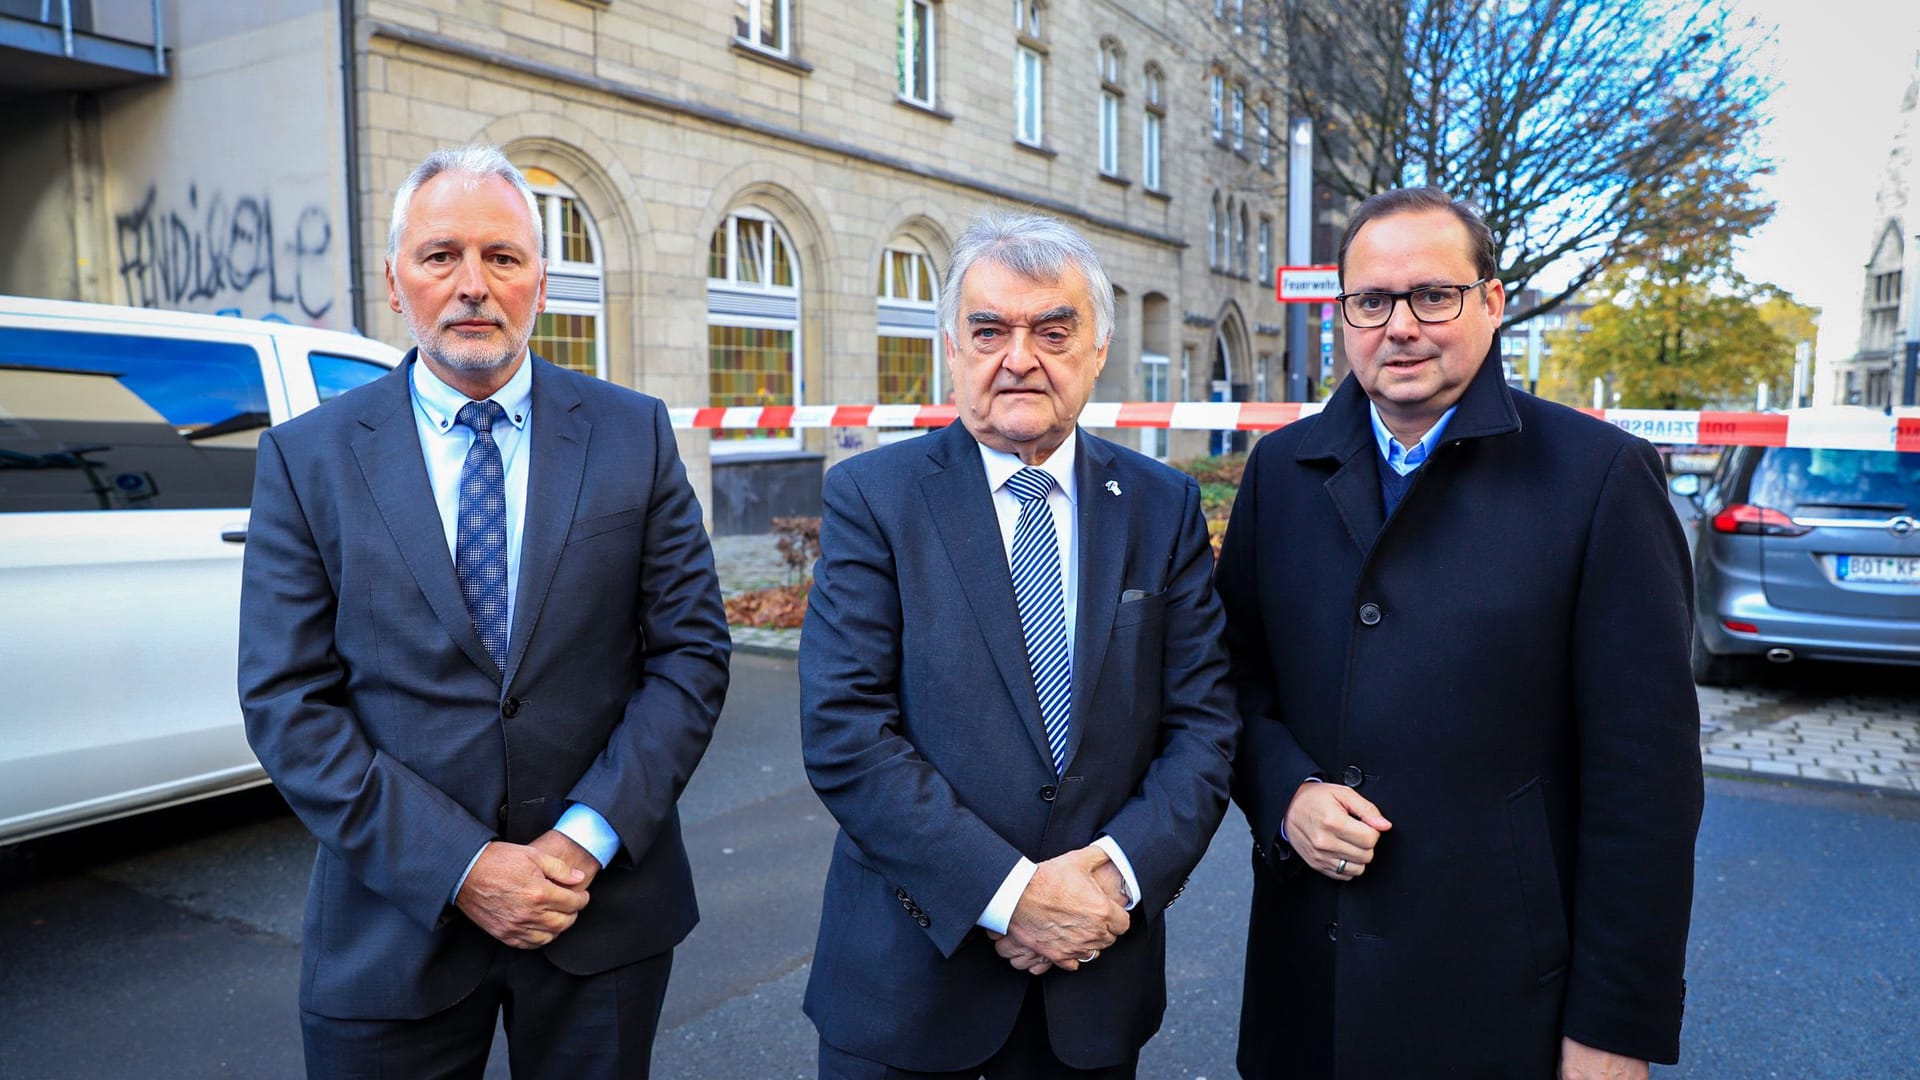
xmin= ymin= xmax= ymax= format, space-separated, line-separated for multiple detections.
xmin=1368 ymin=401 xmax=1459 ymax=476
xmin=411 ymin=356 xmax=621 ymax=895
xmin=972 ymin=432 xmax=1142 ymax=932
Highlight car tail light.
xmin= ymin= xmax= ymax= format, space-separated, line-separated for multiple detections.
xmin=1710 ymin=504 xmax=1811 ymax=537
xmin=1722 ymin=619 xmax=1760 ymax=634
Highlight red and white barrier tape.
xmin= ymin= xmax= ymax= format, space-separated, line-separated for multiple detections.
xmin=667 ymin=403 xmax=1920 ymax=451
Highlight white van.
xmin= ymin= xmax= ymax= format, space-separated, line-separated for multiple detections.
xmin=0 ymin=297 xmax=404 ymax=844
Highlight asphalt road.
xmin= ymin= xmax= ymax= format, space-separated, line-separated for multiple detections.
xmin=2 ymin=652 xmax=1916 ymax=1078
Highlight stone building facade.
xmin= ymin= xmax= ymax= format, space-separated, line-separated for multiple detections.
xmin=3 ymin=0 xmax=1296 ymax=528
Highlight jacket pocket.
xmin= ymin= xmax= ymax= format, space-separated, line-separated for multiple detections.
xmin=1111 ymin=588 xmax=1168 ymax=628
xmin=1505 ymin=777 xmax=1570 ymax=983
xmin=568 ymin=506 xmax=644 ymax=542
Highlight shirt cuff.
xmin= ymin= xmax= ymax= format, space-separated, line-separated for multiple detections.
xmin=452 ymin=841 xmax=490 ymax=903
xmin=977 ymin=857 xmax=1039 ymax=934
xmin=555 ymin=803 xmax=620 ymax=868
xmin=1279 ymin=776 xmax=1326 ymax=845
xmin=1092 ymin=835 xmax=1140 ymax=910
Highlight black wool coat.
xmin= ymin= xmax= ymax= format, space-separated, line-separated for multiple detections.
xmin=1218 ymin=348 xmax=1703 ymax=1078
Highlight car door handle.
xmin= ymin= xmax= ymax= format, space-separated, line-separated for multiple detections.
xmin=221 ymin=530 xmax=248 ymax=544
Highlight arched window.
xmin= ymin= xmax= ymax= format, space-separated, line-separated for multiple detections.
xmin=522 ymin=167 xmax=605 ymax=378
xmin=876 ymin=241 xmax=941 ymax=443
xmin=1141 ymin=63 xmax=1165 ymax=191
xmin=707 ymin=210 xmax=802 ymax=449
xmin=1097 ymin=38 xmax=1125 ymax=177
xmin=1209 ymin=193 xmax=1222 ymax=270
xmin=1237 ymin=203 xmax=1250 ymax=277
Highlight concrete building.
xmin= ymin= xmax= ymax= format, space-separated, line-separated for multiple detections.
xmin=3 ymin=1 xmax=1296 ymax=531
xmin=1826 ymin=49 xmax=1919 ymax=410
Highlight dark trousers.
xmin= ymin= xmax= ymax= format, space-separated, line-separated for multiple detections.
xmin=818 ymin=977 xmax=1140 ymax=1080
xmin=300 ymin=947 xmax=672 ymax=1080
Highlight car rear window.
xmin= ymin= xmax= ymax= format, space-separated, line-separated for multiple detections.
xmin=1750 ymin=447 xmax=1918 ymax=518
xmin=0 ymin=326 xmax=268 ymax=512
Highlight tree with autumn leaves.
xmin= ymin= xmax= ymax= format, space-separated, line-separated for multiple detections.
xmin=1546 ymin=151 xmax=1818 ymax=411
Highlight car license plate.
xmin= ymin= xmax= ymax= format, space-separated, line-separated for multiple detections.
xmin=1836 ymin=555 xmax=1920 ymax=583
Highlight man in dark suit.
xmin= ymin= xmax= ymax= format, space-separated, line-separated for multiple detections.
xmin=800 ymin=212 xmax=1238 ymax=1079
xmin=1219 ymin=187 xmax=1703 ymax=1079
xmin=238 ymin=145 xmax=730 ymax=1078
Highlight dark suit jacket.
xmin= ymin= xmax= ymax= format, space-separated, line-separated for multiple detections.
xmin=238 ymin=353 xmax=730 ymax=1020
xmin=1218 ymin=347 xmax=1703 ymax=1077
xmin=799 ymin=421 xmax=1237 ymax=1072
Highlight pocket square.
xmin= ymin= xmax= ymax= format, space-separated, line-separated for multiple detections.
xmin=1120 ymin=589 xmax=1153 ymax=603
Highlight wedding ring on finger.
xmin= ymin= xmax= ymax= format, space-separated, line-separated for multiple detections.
xmin=1082 ymin=951 xmax=1099 ymax=963
xmin=1334 ymin=858 xmax=1349 ymax=876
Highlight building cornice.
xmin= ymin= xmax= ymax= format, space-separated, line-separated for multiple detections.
xmin=365 ymin=20 xmax=1188 ymax=251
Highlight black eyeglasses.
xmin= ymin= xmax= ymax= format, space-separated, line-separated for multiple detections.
xmin=1334 ymin=279 xmax=1489 ymax=328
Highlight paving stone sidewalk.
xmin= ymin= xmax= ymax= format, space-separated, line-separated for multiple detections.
xmin=714 ymin=532 xmax=1920 ymax=795
xmin=1698 ymin=685 xmax=1920 ymax=793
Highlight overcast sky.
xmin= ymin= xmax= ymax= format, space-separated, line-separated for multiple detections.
xmin=1729 ymin=1 xmax=1920 ymax=363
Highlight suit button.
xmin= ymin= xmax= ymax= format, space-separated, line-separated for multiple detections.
xmin=895 ymin=887 xmax=910 ymax=902
xmin=1342 ymin=765 xmax=1365 ymax=788
xmin=1039 ymin=784 xmax=1057 ymax=802
xmin=916 ymin=915 xmax=931 ymax=928
xmin=1358 ymin=602 xmax=1382 ymax=626
xmin=496 ymin=804 xmax=509 ymax=826
xmin=1326 ymin=921 xmax=1338 ymax=941
xmin=502 ymin=697 xmax=521 ymax=719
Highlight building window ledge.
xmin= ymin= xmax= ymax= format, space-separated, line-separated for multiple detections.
xmin=730 ymin=39 xmax=814 ymax=75
xmin=1014 ymin=139 xmax=1058 ymax=158
xmin=896 ymin=96 xmax=953 ymax=121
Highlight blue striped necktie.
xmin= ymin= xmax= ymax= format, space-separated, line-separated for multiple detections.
xmin=455 ymin=400 xmax=509 ymax=668
xmin=1005 ymin=466 xmax=1072 ymax=774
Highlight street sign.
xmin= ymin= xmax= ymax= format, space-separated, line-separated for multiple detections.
xmin=1277 ymin=265 xmax=1339 ymax=302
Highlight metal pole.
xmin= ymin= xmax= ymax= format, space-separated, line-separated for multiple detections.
xmin=60 ymin=0 xmax=73 ymax=56
xmin=1286 ymin=117 xmax=1313 ymax=401
xmin=152 ymin=0 xmax=166 ymax=76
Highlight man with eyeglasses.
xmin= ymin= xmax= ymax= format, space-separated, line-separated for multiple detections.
xmin=1218 ymin=187 xmax=1702 ymax=1079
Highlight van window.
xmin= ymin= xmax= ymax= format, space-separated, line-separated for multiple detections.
xmin=311 ymin=352 xmax=392 ymax=403
xmin=0 ymin=326 xmax=268 ymax=512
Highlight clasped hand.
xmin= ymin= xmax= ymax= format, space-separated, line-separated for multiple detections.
xmin=454 ymin=830 xmax=600 ymax=949
xmin=988 ymin=845 xmax=1130 ymax=975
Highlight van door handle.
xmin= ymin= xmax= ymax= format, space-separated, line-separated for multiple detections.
xmin=221 ymin=530 xmax=248 ymax=544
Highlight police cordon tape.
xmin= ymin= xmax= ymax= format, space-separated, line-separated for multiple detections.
xmin=667 ymin=403 xmax=1920 ymax=452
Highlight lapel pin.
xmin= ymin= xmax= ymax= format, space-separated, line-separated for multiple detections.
xmin=1105 ymin=480 xmax=1122 ymax=497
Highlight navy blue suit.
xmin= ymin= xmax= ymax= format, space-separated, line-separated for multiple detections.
xmin=239 ymin=355 xmax=729 ymax=1027
xmin=799 ymin=421 xmax=1238 ymax=1072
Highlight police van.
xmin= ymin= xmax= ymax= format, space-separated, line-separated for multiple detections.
xmin=0 ymin=296 xmax=403 ymax=843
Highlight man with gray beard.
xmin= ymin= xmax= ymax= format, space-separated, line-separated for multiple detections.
xmin=239 ymin=145 xmax=730 ymax=1078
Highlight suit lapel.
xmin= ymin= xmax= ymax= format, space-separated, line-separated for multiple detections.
xmin=1299 ymin=377 xmax=1386 ymax=555
xmin=919 ymin=423 xmax=1059 ymax=772
xmin=1067 ymin=431 xmax=1124 ymax=769
xmin=351 ymin=356 xmax=500 ymax=679
xmin=503 ymin=359 xmax=588 ymax=690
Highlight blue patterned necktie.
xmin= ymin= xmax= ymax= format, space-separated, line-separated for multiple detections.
xmin=1005 ymin=466 xmax=1072 ymax=775
xmin=455 ymin=400 xmax=509 ymax=668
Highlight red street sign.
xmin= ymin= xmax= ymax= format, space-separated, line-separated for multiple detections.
xmin=1278 ymin=264 xmax=1340 ymax=302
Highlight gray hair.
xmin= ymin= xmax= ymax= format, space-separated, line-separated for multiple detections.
xmin=938 ymin=211 xmax=1115 ymax=348
xmin=387 ymin=144 xmax=543 ymax=259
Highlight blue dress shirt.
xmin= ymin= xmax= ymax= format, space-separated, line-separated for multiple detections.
xmin=410 ymin=357 xmax=621 ymax=894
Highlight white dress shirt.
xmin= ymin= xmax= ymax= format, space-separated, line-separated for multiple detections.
xmin=969 ymin=431 xmax=1142 ymax=934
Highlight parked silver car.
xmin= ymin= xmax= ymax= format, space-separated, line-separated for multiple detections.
xmin=1675 ymin=442 xmax=1920 ymax=686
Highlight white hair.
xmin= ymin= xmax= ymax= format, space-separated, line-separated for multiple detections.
xmin=937 ymin=211 xmax=1115 ymax=348
xmin=387 ymin=144 xmax=543 ymax=258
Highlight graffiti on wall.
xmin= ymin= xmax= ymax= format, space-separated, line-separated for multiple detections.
xmin=114 ymin=184 xmax=336 ymax=322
